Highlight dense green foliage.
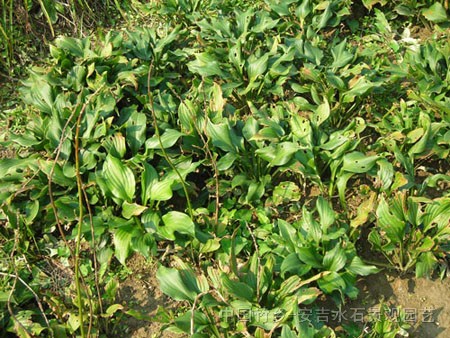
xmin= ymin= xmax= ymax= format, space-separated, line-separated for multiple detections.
xmin=0 ymin=0 xmax=134 ymax=75
xmin=0 ymin=0 xmax=449 ymax=337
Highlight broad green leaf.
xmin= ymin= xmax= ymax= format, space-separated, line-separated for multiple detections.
xmin=103 ymin=133 xmax=126 ymax=159
xmin=47 ymin=115 xmax=71 ymax=159
xmin=342 ymin=152 xmax=380 ymax=173
xmin=229 ymin=39 xmax=244 ymax=73
xmin=173 ymin=310 xmax=211 ymax=334
xmin=188 ymin=52 xmax=226 ymax=77
xmin=66 ymin=65 xmax=86 ymax=91
xmin=247 ymin=52 xmax=269 ymax=83
xmin=0 ymin=157 xmax=38 ymax=177
xmin=408 ymin=114 xmax=431 ymax=156
xmin=251 ymin=126 xmax=282 ymax=141
xmin=290 ymin=115 xmax=312 ymax=146
xmin=221 ymin=273 xmax=254 ymax=302
xmin=200 ymin=238 xmax=221 ymax=253
xmin=150 ymin=180 xmax=174 ymax=202
xmin=323 ymin=245 xmax=346 ymax=272
xmin=272 ymin=181 xmax=301 ymax=206
xmin=317 ymin=271 xmax=346 ymax=294
xmin=55 ymin=196 xmax=80 ymax=221
xmin=376 ymin=196 xmax=406 ymax=243
xmin=20 ymin=71 xmax=53 ymax=113
xmin=23 ymin=200 xmax=39 ymax=225
xmin=331 ymin=39 xmax=353 ymax=69
xmin=141 ymin=163 xmax=158 ymax=205
xmin=206 ymin=121 xmax=243 ymax=153
xmin=113 ymin=222 xmax=136 ymax=265
xmin=346 ymin=256 xmax=379 ymax=276
xmin=275 ymin=271 xmax=329 ymax=304
xmin=256 ymin=142 xmax=299 ymax=166
xmin=39 ymin=159 xmax=76 ymax=187
xmin=160 ymin=211 xmax=195 ymax=240
xmin=154 ymin=25 xmax=181 ymax=56
xmin=391 ymin=172 xmax=409 ymax=191
xmin=217 ymin=152 xmax=237 ymax=171
xmin=131 ymin=233 xmax=156 ymax=258
xmin=281 ymin=253 xmax=311 ymax=277
xmin=156 ymin=265 xmax=199 ymax=301
xmin=416 ymin=237 xmax=435 ymax=253
xmin=236 ymin=8 xmax=254 ymax=35
xmin=141 ymin=210 xmax=160 ymax=233
xmin=374 ymin=9 xmax=391 ymax=35
xmin=145 ymin=129 xmax=182 ymax=149
xmin=210 ymin=82 xmax=226 ymax=113
xmin=326 ymin=72 xmax=346 ymax=90
xmin=319 ymin=132 xmax=348 ymax=151
xmin=278 ymin=219 xmax=297 ymax=252
xmin=343 ymin=77 xmax=374 ymax=103
xmin=54 ymin=36 xmax=86 ymax=58
xmin=252 ymin=12 xmax=279 ymax=33
xmin=244 ymin=180 xmax=265 ymax=203
xmin=122 ymin=202 xmax=147 ymax=219
xmin=423 ymin=198 xmax=450 ymax=233
xmin=316 ymin=197 xmax=335 ymax=232
xmin=314 ymin=4 xmax=332 ymax=30
xmin=296 ymin=247 xmax=322 ymax=269
xmin=416 ymin=252 xmax=437 ymax=278
xmin=313 ymin=99 xmax=330 ymax=126
xmin=377 ymin=159 xmax=394 ymax=191
xmin=242 ymin=116 xmax=259 ymax=141
xmin=300 ymin=207 xmax=322 ymax=243
xmin=178 ymin=101 xmax=195 ymax=132
xmin=126 ymin=111 xmax=147 ymax=154
xmin=296 ymin=0 xmax=312 ymax=24
xmin=281 ymin=325 xmax=298 ymax=338
xmin=362 ymin=0 xmax=387 ymax=10
xmin=103 ymin=304 xmax=124 ymax=317
xmin=422 ymin=3 xmax=448 ymax=23
xmin=141 ymin=163 xmax=174 ymax=204
xmin=103 ymin=155 xmax=135 ymax=202
xmin=9 ymin=132 xmax=41 ymax=147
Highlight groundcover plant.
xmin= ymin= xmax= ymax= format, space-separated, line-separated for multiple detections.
xmin=0 ymin=0 xmax=449 ymax=337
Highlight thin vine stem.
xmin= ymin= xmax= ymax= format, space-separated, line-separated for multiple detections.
xmin=73 ymin=86 xmax=104 ymax=337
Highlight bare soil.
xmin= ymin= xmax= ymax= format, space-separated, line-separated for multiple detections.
xmin=116 ymin=254 xmax=186 ymax=338
xmin=334 ymin=272 xmax=450 ymax=337
xmin=119 ymin=253 xmax=450 ymax=337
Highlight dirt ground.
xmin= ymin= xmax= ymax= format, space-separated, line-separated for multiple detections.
xmin=323 ymin=271 xmax=450 ymax=338
xmin=116 ymin=254 xmax=186 ymax=338
xmin=119 ymin=254 xmax=450 ymax=337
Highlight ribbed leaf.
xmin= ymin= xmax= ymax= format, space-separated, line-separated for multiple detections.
xmin=159 ymin=211 xmax=195 ymax=240
xmin=157 ymin=265 xmax=199 ymax=301
xmin=103 ymin=155 xmax=135 ymax=202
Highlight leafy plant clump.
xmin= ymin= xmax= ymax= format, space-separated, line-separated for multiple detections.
xmin=0 ymin=0 xmax=449 ymax=337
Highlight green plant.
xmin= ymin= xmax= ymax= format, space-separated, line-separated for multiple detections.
xmin=369 ymin=193 xmax=450 ymax=277
xmin=1 ymin=1 xmax=450 ymax=337
xmin=270 ymin=198 xmax=379 ymax=301
xmin=365 ymin=302 xmax=411 ymax=338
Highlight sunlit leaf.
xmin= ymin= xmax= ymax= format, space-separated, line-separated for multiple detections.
xmin=145 ymin=129 xmax=183 ymax=149
xmin=103 ymin=154 xmax=135 ymax=202
xmin=159 ymin=211 xmax=195 ymax=240
xmin=342 ymin=152 xmax=380 ymax=173
xmin=346 ymin=256 xmax=379 ymax=276
xmin=422 ymin=3 xmax=448 ymax=23
xmin=156 ymin=265 xmax=200 ymax=301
